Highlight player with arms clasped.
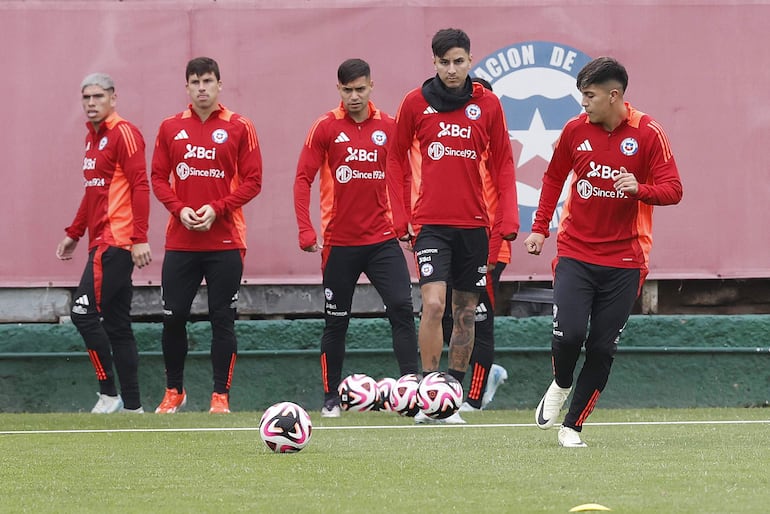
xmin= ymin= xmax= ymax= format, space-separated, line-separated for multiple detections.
xmin=526 ymin=57 xmax=683 ymax=447
xmin=387 ymin=28 xmax=519 ymax=424
xmin=151 ymin=57 xmax=263 ymax=414
xmin=293 ymin=58 xmax=419 ymax=418
xmin=57 ymin=73 xmax=152 ymax=414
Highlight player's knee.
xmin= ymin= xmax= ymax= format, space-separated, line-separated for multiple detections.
xmin=553 ymin=328 xmax=587 ymax=348
xmin=385 ymin=298 xmax=414 ymax=318
xmin=421 ymin=295 xmax=445 ymax=321
xmin=324 ymin=305 xmax=350 ymax=324
xmin=70 ymin=309 xmax=99 ymax=332
xmin=162 ymin=308 xmax=188 ymax=331
xmin=454 ymin=303 xmax=476 ymax=325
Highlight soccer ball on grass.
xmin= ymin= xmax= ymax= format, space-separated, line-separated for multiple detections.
xmin=389 ymin=373 xmax=421 ymax=417
xmin=416 ymin=371 xmax=463 ymax=419
xmin=259 ymin=401 xmax=312 ymax=453
xmin=338 ymin=373 xmax=379 ymax=412
xmin=373 ymin=377 xmax=397 ymax=411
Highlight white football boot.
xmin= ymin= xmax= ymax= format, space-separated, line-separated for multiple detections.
xmin=481 ymin=364 xmax=508 ymax=408
xmin=558 ymin=426 xmax=587 ymax=448
xmin=535 ymin=379 xmax=572 ymax=429
xmin=91 ymin=393 xmax=123 ymax=414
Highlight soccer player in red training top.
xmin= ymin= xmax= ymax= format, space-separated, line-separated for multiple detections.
xmin=293 ymin=58 xmax=419 ymax=418
xmin=57 ymin=73 xmax=152 ymax=414
xmin=410 ymin=77 xmax=512 ymax=423
xmin=386 ymin=28 xmax=519 ymax=424
xmin=526 ymin=57 xmax=683 ymax=447
xmin=151 ymin=57 xmax=262 ymax=414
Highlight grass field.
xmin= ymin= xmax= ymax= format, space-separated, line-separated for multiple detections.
xmin=1 ymin=407 xmax=769 ymax=513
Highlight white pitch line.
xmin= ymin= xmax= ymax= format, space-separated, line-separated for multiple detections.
xmin=0 ymin=419 xmax=768 ymax=435
xmin=577 ymin=420 xmax=770 ymax=427
xmin=0 ymin=427 xmax=260 ymax=435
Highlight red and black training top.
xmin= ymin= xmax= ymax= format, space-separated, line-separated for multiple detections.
xmin=294 ymin=101 xmax=398 ymax=249
xmin=66 ymin=112 xmax=149 ymax=251
xmin=151 ymin=104 xmax=262 ymax=252
xmin=532 ymin=103 xmax=683 ymax=272
xmin=387 ymin=80 xmax=519 ymax=261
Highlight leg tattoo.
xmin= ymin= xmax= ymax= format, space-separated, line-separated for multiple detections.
xmin=448 ymin=290 xmax=478 ymax=371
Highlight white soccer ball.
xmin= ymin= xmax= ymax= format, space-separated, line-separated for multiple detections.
xmin=338 ymin=373 xmax=379 ymax=412
xmin=417 ymin=371 xmax=463 ymax=419
xmin=374 ymin=377 xmax=398 ymax=411
xmin=259 ymin=401 xmax=313 ymax=453
xmin=389 ymin=373 xmax=421 ymax=417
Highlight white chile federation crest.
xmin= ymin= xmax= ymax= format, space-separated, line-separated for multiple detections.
xmin=212 ymin=129 xmax=228 ymax=144
xmin=416 ymin=248 xmax=436 ymax=278
xmin=472 ymin=41 xmax=592 ymax=233
xmin=371 ymin=130 xmax=387 ymax=146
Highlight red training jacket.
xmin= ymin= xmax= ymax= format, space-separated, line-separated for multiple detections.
xmin=293 ymin=101 xmax=398 ymax=250
xmin=151 ymin=104 xmax=262 ymax=251
xmin=408 ymin=140 xmax=512 ymax=264
xmin=65 ymin=112 xmax=149 ymax=250
xmin=531 ymin=103 xmax=683 ymax=272
xmin=387 ymin=82 xmax=519 ymax=262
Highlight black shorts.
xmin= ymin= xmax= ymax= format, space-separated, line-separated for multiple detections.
xmin=413 ymin=225 xmax=488 ymax=292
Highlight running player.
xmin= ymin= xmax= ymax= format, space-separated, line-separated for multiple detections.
xmin=526 ymin=57 xmax=683 ymax=447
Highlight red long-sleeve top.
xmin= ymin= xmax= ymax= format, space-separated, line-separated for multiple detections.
xmin=65 ymin=112 xmax=149 ymax=250
xmin=293 ymin=101 xmax=398 ymax=249
xmin=531 ymin=103 xmax=683 ymax=271
xmin=387 ymin=82 xmax=519 ymax=262
xmin=408 ymin=141 xmax=512 ymax=264
xmin=151 ymin=104 xmax=262 ymax=251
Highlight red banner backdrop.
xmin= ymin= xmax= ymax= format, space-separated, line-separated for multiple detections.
xmin=1 ymin=1 xmax=768 ymax=286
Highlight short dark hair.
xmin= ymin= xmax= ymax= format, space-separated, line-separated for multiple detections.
xmin=472 ymin=77 xmax=492 ymax=91
xmin=431 ymin=28 xmax=470 ymax=58
xmin=576 ymin=56 xmax=628 ymax=93
xmin=186 ymin=57 xmax=220 ymax=81
xmin=337 ymin=58 xmax=370 ymax=85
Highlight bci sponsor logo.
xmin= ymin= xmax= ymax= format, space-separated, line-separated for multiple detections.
xmin=83 ymin=157 xmax=96 ymax=170
xmin=437 ymin=122 xmax=471 ymax=139
xmin=344 ymin=147 xmax=378 ymax=163
xmin=586 ymin=161 xmax=626 ymax=181
xmin=184 ymin=144 xmax=217 ymax=160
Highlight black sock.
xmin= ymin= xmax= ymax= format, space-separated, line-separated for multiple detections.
xmin=447 ymin=368 xmax=465 ymax=384
xmin=466 ymin=398 xmax=482 ymax=409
